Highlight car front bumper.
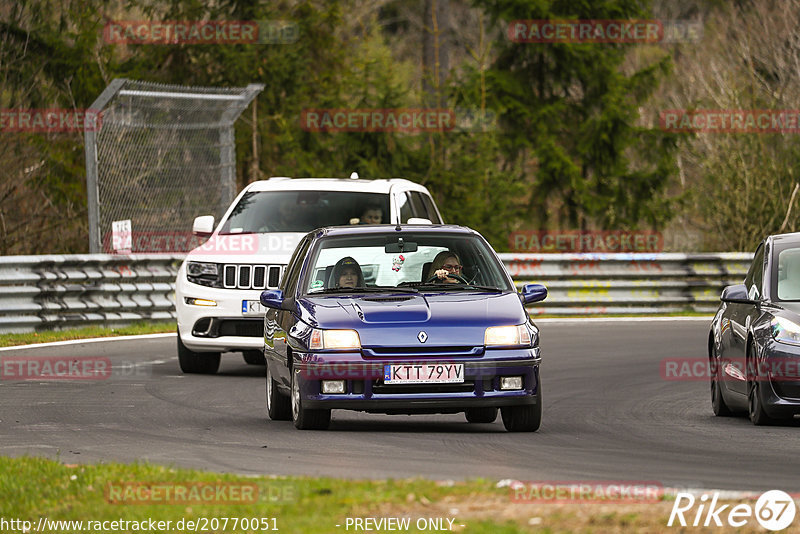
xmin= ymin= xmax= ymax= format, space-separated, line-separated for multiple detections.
xmin=293 ymin=348 xmax=541 ymax=414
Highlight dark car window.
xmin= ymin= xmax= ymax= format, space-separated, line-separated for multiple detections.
xmin=744 ymin=244 xmax=765 ymax=300
xmin=398 ymin=193 xmax=414 ymax=223
xmin=419 ymin=193 xmax=442 ymax=223
xmin=219 ymin=191 xmax=390 ymax=234
xmin=408 ymin=192 xmax=427 ymax=219
xmin=281 ymin=236 xmax=312 ymax=296
xmin=773 ymin=243 xmax=800 ymax=300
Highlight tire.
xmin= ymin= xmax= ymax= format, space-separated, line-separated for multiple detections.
xmin=710 ymin=349 xmax=733 ymax=417
xmin=748 ymin=379 xmax=776 ymax=426
xmin=465 ymin=407 xmax=498 ymax=423
xmin=266 ymin=365 xmax=291 ymax=421
xmin=501 ymin=386 xmax=542 ymax=432
xmin=243 ymin=350 xmax=266 ymax=365
xmin=177 ymin=332 xmax=220 ymax=374
xmin=291 ymin=370 xmax=331 ymax=430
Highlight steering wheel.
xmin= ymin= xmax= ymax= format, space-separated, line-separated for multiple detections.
xmin=425 ymin=273 xmax=469 ymax=284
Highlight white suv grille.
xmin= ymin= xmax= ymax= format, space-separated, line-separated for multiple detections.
xmin=223 ymin=264 xmax=285 ymax=290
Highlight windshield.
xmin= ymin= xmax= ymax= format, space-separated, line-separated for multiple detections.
xmin=218 ymin=191 xmax=390 ymax=234
xmin=302 ymin=232 xmax=513 ymax=294
xmin=776 ymin=246 xmax=800 ymax=300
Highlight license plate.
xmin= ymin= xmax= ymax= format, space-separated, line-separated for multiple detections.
xmin=384 ymin=363 xmax=464 ymax=384
xmin=242 ymin=300 xmax=267 ymax=316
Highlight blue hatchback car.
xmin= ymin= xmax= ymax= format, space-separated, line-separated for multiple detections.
xmin=260 ymin=224 xmax=547 ymax=431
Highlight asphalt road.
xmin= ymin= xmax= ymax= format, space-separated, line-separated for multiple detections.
xmin=2 ymin=319 xmax=798 ymax=491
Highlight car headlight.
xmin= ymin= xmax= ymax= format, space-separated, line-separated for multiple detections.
xmin=484 ymin=324 xmax=532 ymax=347
xmin=771 ymin=317 xmax=800 ymax=346
xmin=309 ymin=329 xmax=361 ymax=350
xmin=186 ymin=261 xmax=221 ymax=288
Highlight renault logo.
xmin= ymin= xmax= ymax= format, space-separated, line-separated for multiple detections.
xmin=417 ymin=331 xmax=428 ymax=343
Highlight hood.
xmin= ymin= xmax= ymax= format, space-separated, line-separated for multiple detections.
xmin=185 ymin=232 xmax=304 ymax=264
xmin=296 ymin=291 xmax=527 ymax=347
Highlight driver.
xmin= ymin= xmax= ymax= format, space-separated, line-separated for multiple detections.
xmin=429 ymin=251 xmax=463 ymax=284
xmin=330 ymin=256 xmax=364 ymax=289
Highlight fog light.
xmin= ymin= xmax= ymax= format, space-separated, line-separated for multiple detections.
xmin=500 ymin=376 xmax=523 ymax=390
xmin=185 ymin=297 xmax=217 ymax=307
xmin=321 ymin=380 xmax=346 ymax=394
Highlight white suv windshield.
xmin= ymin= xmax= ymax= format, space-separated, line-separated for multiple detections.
xmin=302 ymin=232 xmax=513 ymax=293
xmin=219 ymin=191 xmax=391 ymax=234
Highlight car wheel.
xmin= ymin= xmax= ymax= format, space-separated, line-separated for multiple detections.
xmin=243 ymin=350 xmax=266 ymax=365
xmin=291 ymin=370 xmax=331 ymax=430
xmin=748 ymin=378 xmax=776 ymax=426
xmin=465 ymin=407 xmax=498 ymax=423
xmin=266 ymin=365 xmax=291 ymax=421
xmin=710 ymin=349 xmax=733 ymax=416
xmin=177 ymin=331 xmax=220 ymax=374
xmin=501 ymin=386 xmax=542 ymax=432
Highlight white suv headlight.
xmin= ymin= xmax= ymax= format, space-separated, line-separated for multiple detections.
xmin=484 ymin=325 xmax=532 ymax=347
xmin=186 ymin=261 xmax=222 ymax=287
xmin=771 ymin=317 xmax=800 ymax=346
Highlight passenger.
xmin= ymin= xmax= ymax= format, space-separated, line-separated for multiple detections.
xmin=330 ymin=256 xmax=364 ymax=289
xmin=358 ymin=203 xmax=383 ymax=225
xmin=429 ymin=251 xmax=463 ymax=284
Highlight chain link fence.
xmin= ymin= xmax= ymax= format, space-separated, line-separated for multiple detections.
xmin=84 ymin=79 xmax=263 ymax=253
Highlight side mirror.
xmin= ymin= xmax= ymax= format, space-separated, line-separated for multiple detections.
xmin=720 ymin=284 xmax=758 ymax=304
xmin=260 ymin=289 xmax=285 ymax=310
xmin=520 ymin=283 xmax=548 ymax=304
xmin=192 ymin=215 xmax=215 ymax=237
xmin=406 ymin=217 xmax=432 ymax=225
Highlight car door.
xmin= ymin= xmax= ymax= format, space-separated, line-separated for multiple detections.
xmin=265 ymin=235 xmax=311 ymax=388
xmin=724 ymin=243 xmax=765 ymax=395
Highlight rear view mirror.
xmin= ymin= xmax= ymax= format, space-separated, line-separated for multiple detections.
xmin=385 ymin=238 xmax=418 ymax=253
xmin=720 ymin=284 xmax=758 ymax=304
xmin=520 ymin=283 xmax=548 ymax=304
xmin=192 ymin=215 xmax=215 ymax=237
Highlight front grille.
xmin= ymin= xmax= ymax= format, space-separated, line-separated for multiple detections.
xmin=372 ymin=380 xmax=475 ymax=395
xmin=362 ymin=346 xmax=483 ymax=358
xmin=218 ymin=319 xmax=263 ymax=337
xmin=223 ymin=264 xmax=284 ymax=290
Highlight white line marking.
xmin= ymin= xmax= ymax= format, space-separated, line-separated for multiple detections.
xmin=0 ymin=333 xmax=176 ymax=352
xmin=533 ymin=316 xmax=713 ymax=323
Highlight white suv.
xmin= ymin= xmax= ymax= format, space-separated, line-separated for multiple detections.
xmin=175 ymin=176 xmax=443 ymax=373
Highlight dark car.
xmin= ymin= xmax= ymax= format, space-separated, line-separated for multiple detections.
xmin=710 ymin=232 xmax=800 ymax=424
xmin=259 ymin=224 xmax=547 ymax=431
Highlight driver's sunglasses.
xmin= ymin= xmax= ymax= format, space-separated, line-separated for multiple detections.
xmin=442 ymin=264 xmax=462 ymax=272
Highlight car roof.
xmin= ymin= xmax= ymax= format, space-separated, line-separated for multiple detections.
xmin=244 ymin=177 xmax=429 ymax=194
xmin=770 ymin=232 xmax=800 ymax=244
xmin=313 ymin=224 xmax=479 ymax=237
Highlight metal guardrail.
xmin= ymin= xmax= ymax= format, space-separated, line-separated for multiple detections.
xmin=0 ymin=253 xmax=752 ymax=333
xmin=0 ymin=255 xmax=182 ymax=334
xmin=500 ymin=253 xmax=752 ymax=315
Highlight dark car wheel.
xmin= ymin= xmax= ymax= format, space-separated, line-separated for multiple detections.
xmin=501 ymin=386 xmax=542 ymax=432
xmin=291 ymin=370 xmax=331 ymax=430
xmin=748 ymin=379 xmax=777 ymax=426
xmin=465 ymin=407 xmax=498 ymax=424
xmin=243 ymin=350 xmax=266 ymax=365
xmin=266 ymin=365 xmax=291 ymax=421
xmin=177 ymin=331 xmax=220 ymax=374
xmin=710 ymin=349 xmax=733 ymax=416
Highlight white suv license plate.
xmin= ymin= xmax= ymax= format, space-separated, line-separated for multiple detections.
xmin=242 ymin=300 xmax=268 ymax=316
xmin=384 ymin=363 xmax=464 ymax=384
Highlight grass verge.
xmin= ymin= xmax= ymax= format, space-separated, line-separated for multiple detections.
xmin=0 ymin=322 xmax=175 ymax=348
xmin=0 ymin=456 xmax=773 ymax=533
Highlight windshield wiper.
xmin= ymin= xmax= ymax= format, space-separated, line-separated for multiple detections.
xmin=309 ymin=286 xmax=419 ymax=295
xmin=415 ymin=284 xmax=503 ymax=292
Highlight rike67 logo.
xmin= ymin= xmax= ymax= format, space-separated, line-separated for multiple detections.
xmin=668 ymin=490 xmax=796 ymax=531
